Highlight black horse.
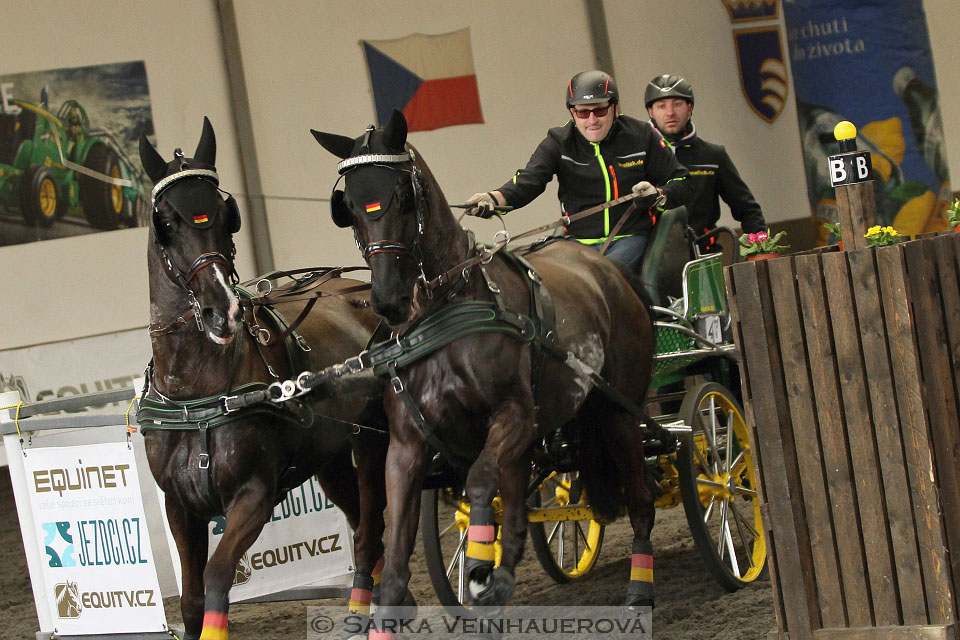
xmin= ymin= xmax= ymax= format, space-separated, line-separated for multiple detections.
xmin=312 ymin=111 xmax=660 ymax=630
xmin=138 ymin=118 xmax=388 ymax=640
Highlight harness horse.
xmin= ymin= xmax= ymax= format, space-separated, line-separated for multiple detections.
xmin=137 ymin=118 xmax=389 ymax=640
xmin=311 ymin=110 xmax=668 ymax=631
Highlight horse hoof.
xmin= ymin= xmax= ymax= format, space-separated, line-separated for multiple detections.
xmin=624 ymin=600 xmax=654 ymax=614
xmin=467 ymin=566 xmax=515 ymax=608
xmin=619 ymin=604 xmax=653 ymax=635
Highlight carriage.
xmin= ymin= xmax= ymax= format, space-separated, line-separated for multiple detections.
xmin=147 ymin=115 xmax=765 ymax=638
xmin=417 ymin=207 xmax=766 ymax=609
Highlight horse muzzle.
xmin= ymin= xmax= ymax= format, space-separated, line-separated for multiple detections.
xmin=201 ymin=303 xmax=242 ymax=344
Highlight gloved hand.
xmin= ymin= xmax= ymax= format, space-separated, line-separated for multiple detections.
xmin=632 ymin=181 xmax=666 ymax=208
xmin=464 ymin=192 xmax=500 ymax=218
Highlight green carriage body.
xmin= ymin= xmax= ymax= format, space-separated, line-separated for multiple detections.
xmin=650 ymin=252 xmax=731 ymax=388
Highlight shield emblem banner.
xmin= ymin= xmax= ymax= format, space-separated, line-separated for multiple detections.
xmin=733 ymin=26 xmax=788 ymax=123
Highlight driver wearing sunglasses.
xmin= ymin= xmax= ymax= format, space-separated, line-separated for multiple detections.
xmin=465 ymin=70 xmax=693 ymax=272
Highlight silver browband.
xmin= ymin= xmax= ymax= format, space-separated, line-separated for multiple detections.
xmin=151 ymin=169 xmax=220 ymax=205
xmin=337 ymin=152 xmax=411 ymax=174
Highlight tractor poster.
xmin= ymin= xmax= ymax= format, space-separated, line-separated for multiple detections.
xmin=0 ymin=60 xmax=154 ymax=247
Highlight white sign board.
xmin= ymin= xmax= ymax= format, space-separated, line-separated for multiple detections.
xmin=19 ymin=442 xmax=167 ymax=634
xmin=164 ymin=475 xmax=354 ymax=601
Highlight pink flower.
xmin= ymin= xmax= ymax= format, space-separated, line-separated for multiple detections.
xmin=747 ymin=233 xmax=758 ymax=243
xmin=756 ymin=231 xmax=768 ymax=242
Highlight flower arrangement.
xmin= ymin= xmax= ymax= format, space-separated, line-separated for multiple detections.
xmin=739 ymin=229 xmax=789 ymax=258
xmin=864 ymin=225 xmax=901 ymax=247
xmin=948 ymin=199 xmax=960 ymax=229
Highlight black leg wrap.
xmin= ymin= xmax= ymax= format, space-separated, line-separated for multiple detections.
xmin=627 ymin=538 xmax=655 ymax=608
xmin=343 ymin=573 xmax=374 ymax=639
xmin=464 ymin=504 xmax=497 ymax=596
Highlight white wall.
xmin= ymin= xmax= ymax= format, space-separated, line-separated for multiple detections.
xmin=231 ymin=0 xmax=597 ymax=269
xmin=1 ymin=0 xmax=958 ymax=354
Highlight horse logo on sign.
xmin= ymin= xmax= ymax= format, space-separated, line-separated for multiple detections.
xmin=55 ymin=581 xmax=82 ymax=619
xmin=733 ymin=26 xmax=789 ymax=123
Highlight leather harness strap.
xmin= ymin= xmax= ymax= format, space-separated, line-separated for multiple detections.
xmin=599 ymin=203 xmax=638 ymax=256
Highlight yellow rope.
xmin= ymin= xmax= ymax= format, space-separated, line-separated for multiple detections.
xmin=125 ymin=395 xmax=139 ymax=434
xmin=0 ymin=401 xmax=25 ymax=445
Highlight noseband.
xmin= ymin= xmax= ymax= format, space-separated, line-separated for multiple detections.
xmin=336 ymin=129 xmax=427 ymax=269
xmin=150 ymin=150 xmax=238 ymax=335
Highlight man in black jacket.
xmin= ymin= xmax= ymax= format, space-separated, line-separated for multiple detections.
xmin=645 ymin=74 xmax=767 ymax=252
xmin=465 ymin=70 xmax=693 ymax=271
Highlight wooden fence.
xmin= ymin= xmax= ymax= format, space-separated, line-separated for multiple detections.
xmin=725 ymin=233 xmax=960 ymax=639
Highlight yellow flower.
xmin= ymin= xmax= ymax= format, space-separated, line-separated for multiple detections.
xmin=866 ymin=225 xmax=882 ymax=236
xmin=883 ymin=226 xmax=899 ymax=236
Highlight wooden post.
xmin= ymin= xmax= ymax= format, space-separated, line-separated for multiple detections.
xmin=830 ymin=121 xmax=878 ymax=250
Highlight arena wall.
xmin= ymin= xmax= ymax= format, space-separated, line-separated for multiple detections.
xmin=1 ymin=0 xmax=958 ymax=366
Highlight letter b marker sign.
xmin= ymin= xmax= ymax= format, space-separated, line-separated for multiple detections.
xmin=829 ymin=151 xmax=872 ymax=186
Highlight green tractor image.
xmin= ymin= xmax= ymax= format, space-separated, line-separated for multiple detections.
xmin=0 ymin=94 xmax=148 ymax=229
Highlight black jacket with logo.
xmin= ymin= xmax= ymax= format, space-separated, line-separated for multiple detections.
xmin=658 ymin=123 xmax=766 ymax=237
xmin=498 ymin=114 xmax=693 ymax=241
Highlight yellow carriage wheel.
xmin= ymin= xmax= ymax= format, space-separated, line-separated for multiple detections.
xmin=527 ymin=471 xmax=605 ymax=583
xmin=110 ymin=164 xmax=123 ymax=214
xmin=678 ymin=382 xmax=766 ymax=590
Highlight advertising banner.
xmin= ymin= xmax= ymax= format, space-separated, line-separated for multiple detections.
xmin=0 ymin=60 xmax=154 ymax=246
xmin=164 ymin=475 xmax=354 ymax=602
xmin=783 ymin=0 xmax=951 ymax=240
xmin=20 ymin=442 xmax=166 ymax=634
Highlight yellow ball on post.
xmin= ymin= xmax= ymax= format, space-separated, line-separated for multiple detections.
xmin=834 ymin=120 xmax=857 ymax=141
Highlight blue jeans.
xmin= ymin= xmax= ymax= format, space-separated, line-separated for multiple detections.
xmin=589 ymin=234 xmax=649 ymax=273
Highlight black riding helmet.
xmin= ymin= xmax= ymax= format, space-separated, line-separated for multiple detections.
xmin=644 ymin=74 xmax=694 ymax=108
xmin=566 ymin=70 xmax=618 ymax=107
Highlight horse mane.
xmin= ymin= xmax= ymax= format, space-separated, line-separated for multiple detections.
xmin=407 ymin=143 xmax=452 ymax=219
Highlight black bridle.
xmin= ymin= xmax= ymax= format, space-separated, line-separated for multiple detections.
xmin=150 ymin=151 xmax=239 ymax=336
xmin=336 ymin=128 xmax=428 ymax=279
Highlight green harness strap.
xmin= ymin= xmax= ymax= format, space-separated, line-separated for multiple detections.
xmin=137 ymin=381 xmax=313 ymax=432
xmin=364 ymin=300 xmax=536 ymax=376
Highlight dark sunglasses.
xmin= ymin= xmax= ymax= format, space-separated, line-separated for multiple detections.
xmin=573 ymin=105 xmax=611 ymax=119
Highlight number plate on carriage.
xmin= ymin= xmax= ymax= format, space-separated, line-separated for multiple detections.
xmin=698 ymin=315 xmax=722 ymax=344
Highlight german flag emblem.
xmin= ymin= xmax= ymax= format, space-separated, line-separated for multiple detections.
xmin=193 ymin=214 xmax=209 ymax=224
xmin=365 ymin=202 xmax=381 ymax=213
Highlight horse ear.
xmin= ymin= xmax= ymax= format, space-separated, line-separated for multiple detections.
xmin=194 ymin=116 xmax=217 ymax=165
xmin=139 ymin=135 xmax=167 ymax=182
xmin=311 ymin=129 xmax=355 ymax=159
xmin=383 ymin=109 xmax=407 ymax=150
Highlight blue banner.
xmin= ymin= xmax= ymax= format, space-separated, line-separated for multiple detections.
xmin=783 ymin=0 xmax=950 ymax=237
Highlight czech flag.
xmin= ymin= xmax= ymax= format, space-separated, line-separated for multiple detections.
xmin=361 ymin=28 xmax=484 ymax=132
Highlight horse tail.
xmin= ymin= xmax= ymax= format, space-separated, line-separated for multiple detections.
xmin=574 ymin=396 xmax=628 ymax=523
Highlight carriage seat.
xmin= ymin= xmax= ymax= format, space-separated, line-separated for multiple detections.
xmin=640 ymin=206 xmax=692 ymax=307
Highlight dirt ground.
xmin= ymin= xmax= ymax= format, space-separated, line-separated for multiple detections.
xmin=0 ymin=470 xmax=776 ymax=639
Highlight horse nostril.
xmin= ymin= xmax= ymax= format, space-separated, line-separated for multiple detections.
xmin=202 ymin=308 xmax=226 ymax=330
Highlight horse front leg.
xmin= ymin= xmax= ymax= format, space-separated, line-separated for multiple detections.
xmin=164 ymin=496 xmax=209 ymax=640
xmin=339 ymin=436 xmax=389 ymax=639
xmin=372 ymin=421 xmax=428 ymax=640
xmin=464 ymin=399 xmax=536 ymax=610
xmin=198 ymin=483 xmax=275 ymax=640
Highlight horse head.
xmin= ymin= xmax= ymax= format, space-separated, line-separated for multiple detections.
xmin=140 ymin=117 xmax=243 ymax=344
xmin=312 ymin=110 xmax=444 ymax=326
